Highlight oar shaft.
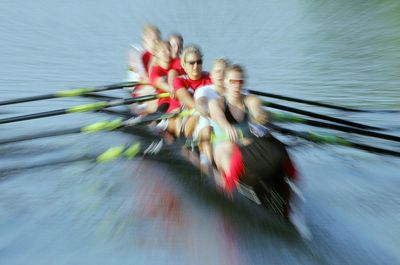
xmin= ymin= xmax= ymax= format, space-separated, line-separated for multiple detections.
xmin=0 ymin=94 xmax=55 ymax=106
xmin=0 ymin=118 xmax=125 ymax=144
xmin=0 ymin=81 xmax=137 ymax=106
xmin=263 ymin=101 xmax=383 ymax=131
xmin=270 ymin=124 xmax=400 ymax=157
xmin=0 ymin=93 xmax=168 ymax=125
xmin=249 ymin=89 xmax=365 ymax=112
xmin=0 ymin=109 xmax=68 ymax=124
xmin=0 ymin=127 xmax=82 ymax=144
xmin=81 ymin=93 xmax=122 ymax=101
xmin=271 ymin=112 xmax=400 ymax=142
xmin=0 ymin=108 xmax=185 ymax=144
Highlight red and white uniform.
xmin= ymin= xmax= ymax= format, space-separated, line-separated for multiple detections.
xmin=173 ymin=73 xmax=213 ymax=138
xmin=173 ymin=72 xmax=212 ymax=97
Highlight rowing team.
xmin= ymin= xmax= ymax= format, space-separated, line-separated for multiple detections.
xmin=127 ymin=24 xmax=298 ymax=217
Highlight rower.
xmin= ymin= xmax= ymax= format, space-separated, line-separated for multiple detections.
xmin=173 ymin=45 xmax=211 ymax=109
xmin=194 ymin=58 xmax=228 ymax=113
xmin=168 ymin=33 xmax=183 ymax=61
xmin=168 ymin=33 xmax=184 ymax=87
xmin=171 ymin=45 xmax=212 ymax=137
xmin=129 ymin=24 xmax=162 ymax=113
xmin=209 ymin=64 xmax=297 ymax=218
xmin=127 ymin=24 xmax=161 ymax=82
xmin=149 ymin=40 xmax=185 ymax=114
xmin=190 ymin=58 xmax=229 ymax=165
xmin=140 ymin=24 xmax=161 ymax=80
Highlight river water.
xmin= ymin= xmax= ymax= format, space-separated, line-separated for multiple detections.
xmin=1 ymin=0 xmax=400 ymax=264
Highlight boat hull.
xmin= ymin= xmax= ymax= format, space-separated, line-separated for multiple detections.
xmin=118 ymin=111 xmax=311 ymax=239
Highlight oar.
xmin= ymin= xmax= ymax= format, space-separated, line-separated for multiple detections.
xmin=0 ymin=141 xmax=147 ymax=176
xmin=82 ymin=93 xmax=123 ymax=101
xmin=98 ymin=104 xmax=399 ymax=156
xmin=270 ymin=111 xmax=400 ymax=142
xmin=269 ymin=124 xmax=400 ymax=157
xmin=0 ymin=137 xmax=185 ymax=176
xmin=249 ymin=89 xmax=366 ymax=112
xmin=0 ymin=110 xmax=192 ymax=145
xmin=0 ymin=108 xmax=195 ymax=175
xmin=0 ymin=93 xmax=169 ymax=125
xmin=0 ymin=111 xmax=16 ymax=115
xmin=262 ymin=101 xmax=384 ymax=131
xmin=0 ymin=81 xmax=138 ymax=106
xmin=0 ymin=119 xmax=125 ymax=145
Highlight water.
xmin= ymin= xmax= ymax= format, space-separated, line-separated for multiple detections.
xmin=1 ymin=0 xmax=400 ymax=264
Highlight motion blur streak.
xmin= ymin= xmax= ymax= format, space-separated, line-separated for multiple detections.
xmin=0 ymin=0 xmax=400 ymax=264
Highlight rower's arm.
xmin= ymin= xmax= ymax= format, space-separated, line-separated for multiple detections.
xmin=168 ymin=70 xmax=178 ymax=89
xmin=166 ymin=70 xmax=179 ymax=97
xmin=149 ymin=67 xmax=173 ymax=94
xmin=209 ymin=98 xmax=239 ymax=141
xmin=195 ymin=97 xmax=208 ymax=115
xmin=245 ymin=95 xmax=268 ymax=125
xmin=209 ymin=99 xmax=231 ymax=129
xmin=154 ymin=78 xmax=171 ymax=93
xmin=147 ymin=57 xmax=157 ymax=75
xmin=175 ymin=88 xmax=195 ymax=109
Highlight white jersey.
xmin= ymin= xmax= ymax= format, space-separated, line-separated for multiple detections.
xmin=126 ymin=44 xmax=145 ymax=82
xmin=192 ymin=84 xmax=222 ymax=140
xmin=193 ymin=84 xmax=220 ymax=101
xmin=193 ymin=84 xmax=221 ymax=114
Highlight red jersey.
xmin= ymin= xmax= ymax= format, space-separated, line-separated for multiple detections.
xmin=149 ymin=60 xmax=185 ymax=87
xmin=171 ymin=58 xmax=183 ymax=72
xmin=141 ymin=51 xmax=152 ymax=76
xmin=173 ymin=72 xmax=212 ymax=95
xmin=149 ymin=61 xmax=186 ymax=111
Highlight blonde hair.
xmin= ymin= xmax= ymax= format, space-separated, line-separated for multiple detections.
xmin=153 ymin=40 xmax=171 ymax=65
xmin=154 ymin=40 xmax=170 ymax=54
xmin=213 ymin=58 xmax=230 ymax=68
xmin=168 ymin=33 xmax=184 ymax=57
xmin=168 ymin=33 xmax=183 ymax=45
xmin=225 ymin=64 xmax=245 ymax=76
xmin=181 ymin=45 xmax=203 ymax=66
xmin=142 ymin=24 xmax=161 ymax=38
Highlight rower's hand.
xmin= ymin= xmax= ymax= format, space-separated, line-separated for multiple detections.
xmin=194 ymin=105 xmax=207 ymax=116
xmin=251 ymin=110 xmax=268 ymax=125
xmin=169 ymin=90 xmax=176 ymax=99
xmin=223 ymin=124 xmax=238 ymax=142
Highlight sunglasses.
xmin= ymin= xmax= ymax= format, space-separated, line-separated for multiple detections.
xmin=228 ymin=79 xmax=244 ymax=85
xmin=186 ymin=59 xmax=203 ymax=66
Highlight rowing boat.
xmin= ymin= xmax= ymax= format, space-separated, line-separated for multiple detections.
xmin=123 ymin=47 xmax=311 ymax=236
xmin=113 ymin=104 xmax=311 ymax=239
